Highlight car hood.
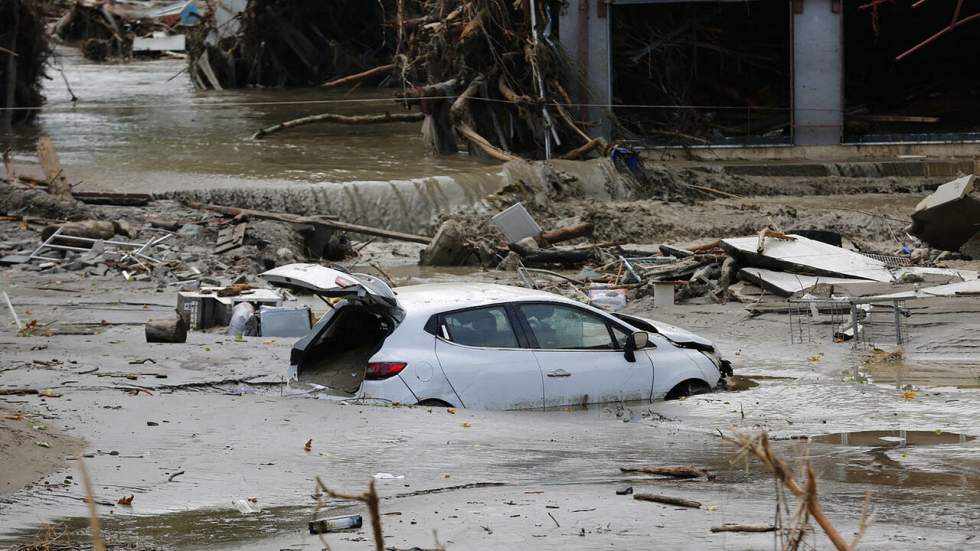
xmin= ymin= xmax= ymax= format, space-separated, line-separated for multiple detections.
xmin=615 ymin=313 xmax=717 ymax=351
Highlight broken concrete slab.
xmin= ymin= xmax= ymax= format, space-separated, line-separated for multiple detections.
xmin=721 ymin=234 xmax=895 ymax=282
xmin=737 ymin=268 xmax=867 ymax=298
xmin=860 ymin=278 xmax=980 ymax=301
xmin=908 ymin=174 xmax=980 ymax=252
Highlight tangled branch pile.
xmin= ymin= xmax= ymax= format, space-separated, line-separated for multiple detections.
xmin=391 ymin=0 xmax=598 ymax=160
xmin=194 ymin=0 xmax=596 ymax=160
xmin=1 ymin=0 xmax=50 ymax=127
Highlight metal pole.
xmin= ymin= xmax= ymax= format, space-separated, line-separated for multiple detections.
xmin=893 ymin=300 xmax=903 ymax=345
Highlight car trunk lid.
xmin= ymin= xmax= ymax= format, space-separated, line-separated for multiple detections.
xmin=260 ymin=263 xmax=401 ymax=312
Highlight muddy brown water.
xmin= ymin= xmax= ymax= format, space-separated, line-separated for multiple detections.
xmin=2 ymin=47 xmax=494 ymax=188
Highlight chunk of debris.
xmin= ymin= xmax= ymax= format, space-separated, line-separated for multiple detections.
xmin=145 ymin=311 xmax=188 ymax=343
xmin=908 ymin=175 xmax=980 ymax=252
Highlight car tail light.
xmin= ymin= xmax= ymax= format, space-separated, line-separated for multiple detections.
xmin=366 ymin=362 xmax=407 ymax=380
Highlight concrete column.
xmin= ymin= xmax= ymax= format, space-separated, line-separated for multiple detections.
xmin=557 ymin=1 xmax=613 ymax=140
xmin=793 ymin=0 xmax=843 ymax=145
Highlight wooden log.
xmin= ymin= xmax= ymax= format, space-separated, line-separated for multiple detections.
xmin=710 ymin=524 xmax=776 ymax=533
xmin=540 ymin=222 xmax=593 ymax=245
xmin=633 ymin=493 xmax=702 ymax=509
xmin=510 ymin=242 xmax=593 ymax=266
xmin=320 ymin=63 xmax=396 ymax=89
xmin=2 ymin=148 xmax=14 ymax=183
xmin=456 ymin=123 xmax=519 ymax=162
xmin=41 ymin=221 xmax=117 ymax=243
xmin=184 ymin=202 xmax=431 ymax=245
xmin=561 ymin=139 xmax=602 ymax=160
xmin=252 ymin=112 xmax=424 ymax=140
xmin=450 ymin=76 xmax=518 ymax=162
xmin=145 ymin=313 xmax=187 ymax=343
xmin=15 ymin=176 xmax=152 ymax=205
xmin=619 ymin=465 xmax=713 ymax=479
xmin=37 ymin=137 xmax=71 ymax=197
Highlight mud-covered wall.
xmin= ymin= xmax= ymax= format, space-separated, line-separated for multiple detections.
xmin=162 ymin=159 xmax=637 ymax=234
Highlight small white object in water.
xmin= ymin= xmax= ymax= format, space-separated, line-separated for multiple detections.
xmin=232 ymin=499 xmax=262 ymax=514
xmin=373 ymin=472 xmax=405 ymax=480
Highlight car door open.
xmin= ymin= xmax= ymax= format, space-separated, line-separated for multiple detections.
xmin=515 ymin=303 xmax=654 ymax=408
xmin=433 ymin=305 xmax=545 ymax=410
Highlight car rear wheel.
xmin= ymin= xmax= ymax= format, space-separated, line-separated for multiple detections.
xmin=665 ymin=379 xmax=711 ymax=401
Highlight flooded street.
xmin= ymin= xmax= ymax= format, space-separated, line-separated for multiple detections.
xmin=5 ymin=48 xmax=494 ymax=190
xmin=2 ymin=27 xmax=980 ymax=551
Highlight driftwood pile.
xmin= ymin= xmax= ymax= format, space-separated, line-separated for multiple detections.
xmin=1 ymin=0 xmax=50 ymax=128
xmin=193 ymin=0 xmax=597 ymax=161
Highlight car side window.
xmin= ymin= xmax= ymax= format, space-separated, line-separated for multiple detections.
xmin=442 ymin=306 xmax=521 ymax=348
xmin=519 ymin=304 xmax=615 ymax=350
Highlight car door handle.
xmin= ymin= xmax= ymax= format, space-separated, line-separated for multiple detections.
xmin=547 ymin=369 xmax=571 ymax=378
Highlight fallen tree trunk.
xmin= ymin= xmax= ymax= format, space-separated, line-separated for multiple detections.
xmin=450 ymin=76 xmax=519 ymax=162
xmin=510 ymin=242 xmax=594 ymax=266
xmin=540 ymin=222 xmax=593 ymax=245
xmin=320 ymin=63 xmax=396 ymax=89
xmin=633 ymin=493 xmax=702 ymax=509
xmin=17 ymin=176 xmax=151 ymax=206
xmin=252 ymin=112 xmax=424 ymax=140
xmin=41 ymin=220 xmax=117 ymax=243
xmin=184 ymin=202 xmax=431 ymax=245
xmin=561 ymin=139 xmax=602 ymax=160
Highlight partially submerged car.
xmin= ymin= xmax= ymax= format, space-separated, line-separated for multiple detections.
xmin=260 ymin=264 xmax=731 ymax=410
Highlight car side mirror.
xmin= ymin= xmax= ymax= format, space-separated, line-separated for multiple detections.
xmin=624 ymin=331 xmax=649 ymax=363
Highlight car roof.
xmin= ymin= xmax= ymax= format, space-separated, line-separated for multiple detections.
xmin=391 ymin=283 xmax=582 ymax=316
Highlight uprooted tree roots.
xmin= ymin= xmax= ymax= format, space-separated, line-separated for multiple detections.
xmin=193 ymin=0 xmax=598 ymax=161
xmin=1 ymin=0 xmax=50 ymax=128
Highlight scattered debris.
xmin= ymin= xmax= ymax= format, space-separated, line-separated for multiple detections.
xmin=145 ymin=311 xmax=188 ymax=343
xmin=710 ymin=524 xmax=776 ymax=533
xmin=908 ymin=175 xmax=980 ymax=254
xmin=619 ymin=465 xmax=714 ymax=480
xmin=633 ymin=493 xmax=702 ymax=509
xmin=309 ymin=514 xmax=363 ymax=534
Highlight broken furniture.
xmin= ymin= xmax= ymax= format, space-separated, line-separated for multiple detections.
xmin=177 ymin=287 xmax=283 ymax=330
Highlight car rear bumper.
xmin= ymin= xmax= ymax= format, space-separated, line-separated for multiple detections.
xmin=357 ymin=375 xmax=419 ymax=405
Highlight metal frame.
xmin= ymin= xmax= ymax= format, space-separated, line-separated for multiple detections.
xmin=27 ymin=225 xmax=174 ymax=268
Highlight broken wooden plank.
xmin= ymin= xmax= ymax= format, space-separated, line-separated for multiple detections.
xmin=184 ymin=202 xmax=431 ymax=245
xmin=36 ymin=136 xmax=71 ymax=196
xmin=633 ymin=493 xmax=702 ymax=509
xmin=215 ymin=223 xmax=247 ymax=254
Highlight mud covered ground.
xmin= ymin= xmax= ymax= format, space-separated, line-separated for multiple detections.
xmin=1 ymin=228 xmax=978 ymax=550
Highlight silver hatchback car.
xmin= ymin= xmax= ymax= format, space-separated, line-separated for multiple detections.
xmin=261 ymin=264 xmax=730 ymax=410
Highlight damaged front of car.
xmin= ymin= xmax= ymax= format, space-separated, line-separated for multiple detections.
xmin=614 ymin=313 xmax=734 ymax=383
